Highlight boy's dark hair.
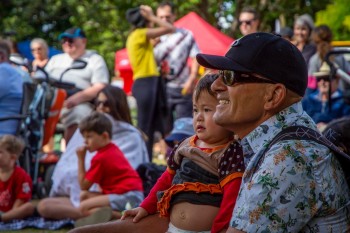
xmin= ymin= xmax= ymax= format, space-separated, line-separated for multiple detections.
xmin=0 ymin=135 xmax=25 ymax=158
xmin=79 ymin=112 xmax=112 ymax=138
xmin=158 ymin=1 xmax=176 ymax=14
xmin=193 ymin=73 xmax=218 ymax=102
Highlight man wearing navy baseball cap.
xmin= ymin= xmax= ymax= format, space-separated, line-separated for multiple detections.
xmin=44 ymin=27 xmax=109 ymax=144
xmin=197 ymin=32 xmax=350 ymax=232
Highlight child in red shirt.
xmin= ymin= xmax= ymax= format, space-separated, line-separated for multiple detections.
xmin=0 ymin=135 xmax=34 ymax=222
xmin=74 ymin=112 xmax=144 ymax=227
xmin=122 ymin=73 xmax=245 ymax=233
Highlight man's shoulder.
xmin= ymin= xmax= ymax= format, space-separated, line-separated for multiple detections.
xmin=81 ymin=50 xmax=107 ymax=63
xmin=50 ymin=53 xmax=68 ymax=60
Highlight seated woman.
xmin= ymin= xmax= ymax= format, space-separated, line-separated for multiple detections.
xmin=37 ymin=85 xmax=149 ymax=219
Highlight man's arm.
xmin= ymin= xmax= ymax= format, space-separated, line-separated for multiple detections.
xmin=69 ymin=214 xmax=169 ymax=233
xmin=65 ymin=82 xmax=106 ymax=109
xmin=182 ymin=58 xmax=199 ymax=95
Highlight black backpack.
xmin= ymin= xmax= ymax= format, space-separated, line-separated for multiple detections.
xmin=136 ymin=162 xmax=166 ymax=197
xmin=260 ymin=125 xmax=350 ymax=186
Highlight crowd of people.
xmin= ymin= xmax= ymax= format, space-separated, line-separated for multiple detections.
xmin=0 ymin=1 xmax=350 ymax=232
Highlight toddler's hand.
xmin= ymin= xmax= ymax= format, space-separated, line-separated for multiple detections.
xmin=121 ymin=207 xmax=148 ymax=223
xmin=76 ymin=146 xmax=87 ymax=158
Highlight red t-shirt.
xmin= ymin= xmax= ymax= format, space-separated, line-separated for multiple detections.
xmin=0 ymin=166 xmax=32 ymax=212
xmin=85 ymin=143 xmax=143 ymax=194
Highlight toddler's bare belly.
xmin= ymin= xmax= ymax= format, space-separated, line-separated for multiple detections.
xmin=169 ymin=202 xmax=220 ymax=231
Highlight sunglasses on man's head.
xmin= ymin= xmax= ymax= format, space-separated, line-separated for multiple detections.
xmin=61 ymin=38 xmax=74 ymax=45
xmin=238 ymin=19 xmax=255 ymax=26
xmin=219 ymin=70 xmax=276 ymax=86
xmin=95 ymin=100 xmax=109 ymax=107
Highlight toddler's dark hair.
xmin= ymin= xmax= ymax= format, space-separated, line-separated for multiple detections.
xmin=193 ymin=73 xmax=218 ymax=102
xmin=79 ymin=112 xmax=112 ymax=138
xmin=0 ymin=135 xmax=25 ymax=158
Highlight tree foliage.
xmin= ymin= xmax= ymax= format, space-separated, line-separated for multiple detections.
xmin=0 ymin=0 xmax=340 ymax=76
xmin=315 ymin=0 xmax=350 ymax=41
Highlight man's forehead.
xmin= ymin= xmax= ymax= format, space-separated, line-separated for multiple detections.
xmin=157 ymin=6 xmax=173 ymax=14
xmin=239 ymin=12 xmax=255 ymax=19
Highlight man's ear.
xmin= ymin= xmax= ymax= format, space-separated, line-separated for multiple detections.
xmin=264 ymin=84 xmax=286 ymax=110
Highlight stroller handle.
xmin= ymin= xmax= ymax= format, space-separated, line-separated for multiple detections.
xmin=33 ymin=66 xmax=76 ymax=90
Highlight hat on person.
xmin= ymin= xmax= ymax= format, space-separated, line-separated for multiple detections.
xmin=313 ymin=62 xmax=331 ymax=78
xmin=58 ymin=27 xmax=86 ymax=40
xmin=294 ymin=14 xmax=314 ymax=31
xmin=196 ymin=32 xmax=308 ymax=96
xmin=165 ymin=117 xmax=195 ymax=143
xmin=126 ymin=7 xmax=146 ymax=28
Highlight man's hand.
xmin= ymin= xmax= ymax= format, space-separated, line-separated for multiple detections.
xmin=121 ymin=207 xmax=149 ymax=223
xmin=64 ymin=94 xmax=81 ymax=109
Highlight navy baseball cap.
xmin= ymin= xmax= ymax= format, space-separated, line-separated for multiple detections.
xmin=196 ymin=32 xmax=308 ymax=96
xmin=58 ymin=27 xmax=86 ymax=40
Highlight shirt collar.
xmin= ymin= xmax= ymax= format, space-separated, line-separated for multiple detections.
xmin=241 ymin=101 xmax=310 ymax=155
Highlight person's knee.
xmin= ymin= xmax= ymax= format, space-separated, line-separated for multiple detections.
xmin=36 ymin=199 xmax=52 ymax=217
xmin=22 ymin=202 xmax=35 ymax=215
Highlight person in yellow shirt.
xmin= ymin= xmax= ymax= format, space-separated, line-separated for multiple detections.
xmin=126 ymin=5 xmax=175 ymax=161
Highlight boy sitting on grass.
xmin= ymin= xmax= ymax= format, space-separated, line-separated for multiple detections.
xmin=74 ymin=112 xmax=144 ymax=227
xmin=0 ymin=135 xmax=34 ymax=222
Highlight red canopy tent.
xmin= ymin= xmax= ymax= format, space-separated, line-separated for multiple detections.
xmin=115 ymin=12 xmax=234 ymax=94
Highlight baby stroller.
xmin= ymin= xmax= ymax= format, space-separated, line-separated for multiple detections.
xmin=0 ymin=60 xmax=86 ymax=198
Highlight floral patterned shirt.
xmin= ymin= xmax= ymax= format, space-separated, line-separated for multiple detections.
xmin=230 ymin=102 xmax=350 ymax=233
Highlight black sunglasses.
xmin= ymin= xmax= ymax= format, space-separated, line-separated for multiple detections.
xmin=316 ymin=76 xmax=331 ymax=82
xmin=95 ymin=100 xmax=109 ymax=107
xmin=219 ymin=70 xmax=276 ymax=86
xmin=238 ymin=19 xmax=255 ymax=26
xmin=61 ymin=38 xmax=74 ymax=45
